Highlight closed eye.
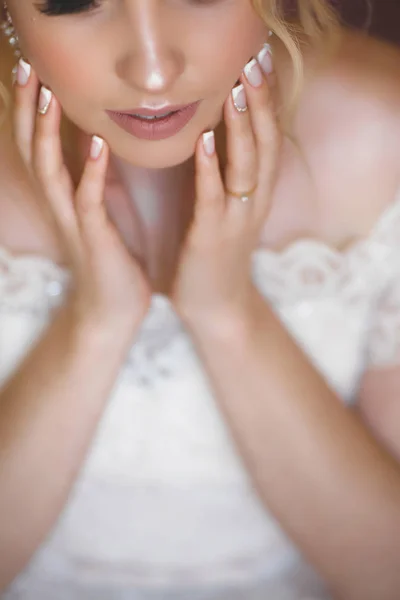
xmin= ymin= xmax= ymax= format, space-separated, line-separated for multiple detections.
xmin=35 ymin=0 xmax=101 ymax=16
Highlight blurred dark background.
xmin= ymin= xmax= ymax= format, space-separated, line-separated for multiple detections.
xmin=341 ymin=1 xmax=400 ymax=44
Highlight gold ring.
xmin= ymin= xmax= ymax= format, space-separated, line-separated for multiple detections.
xmin=225 ymin=183 xmax=258 ymax=203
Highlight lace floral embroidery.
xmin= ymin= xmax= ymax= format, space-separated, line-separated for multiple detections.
xmin=0 ymin=248 xmax=68 ymax=317
xmin=122 ymin=295 xmax=190 ymax=386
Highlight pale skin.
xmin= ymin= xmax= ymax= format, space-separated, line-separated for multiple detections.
xmin=1 ymin=0 xmax=400 ymax=598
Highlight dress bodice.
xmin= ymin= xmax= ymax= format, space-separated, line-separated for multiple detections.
xmin=2 ymin=191 xmax=400 ymax=600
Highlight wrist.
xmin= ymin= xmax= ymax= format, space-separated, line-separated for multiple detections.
xmin=182 ymin=288 xmax=268 ymax=345
xmin=64 ymin=299 xmax=142 ymax=349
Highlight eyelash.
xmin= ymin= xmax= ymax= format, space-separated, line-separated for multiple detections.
xmin=36 ymin=0 xmax=101 ymax=16
xmin=36 ymin=0 xmax=218 ymax=17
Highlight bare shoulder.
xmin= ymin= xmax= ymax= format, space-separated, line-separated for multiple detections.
xmin=286 ymin=30 xmax=400 ymax=239
xmin=304 ymin=30 xmax=400 ymax=141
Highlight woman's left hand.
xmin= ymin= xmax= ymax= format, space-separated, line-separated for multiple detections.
xmin=172 ymin=56 xmax=280 ymax=330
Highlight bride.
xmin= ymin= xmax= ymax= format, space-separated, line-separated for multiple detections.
xmin=1 ymin=0 xmax=400 ymax=598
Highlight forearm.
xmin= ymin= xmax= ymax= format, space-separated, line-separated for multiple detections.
xmin=0 ymin=304 xmax=135 ymax=589
xmin=185 ymin=292 xmax=400 ymax=600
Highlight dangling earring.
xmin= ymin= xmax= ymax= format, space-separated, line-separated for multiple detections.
xmin=1 ymin=2 xmax=21 ymax=58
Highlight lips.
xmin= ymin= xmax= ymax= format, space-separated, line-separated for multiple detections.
xmin=117 ymin=104 xmax=192 ymax=117
xmin=106 ymin=102 xmax=200 ymax=141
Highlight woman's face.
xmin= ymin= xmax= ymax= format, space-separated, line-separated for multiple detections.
xmin=9 ymin=0 xmax=268 ymax=168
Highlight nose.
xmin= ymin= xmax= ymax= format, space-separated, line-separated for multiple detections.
xmin=116 ymin=3 xmax=185 ymax=97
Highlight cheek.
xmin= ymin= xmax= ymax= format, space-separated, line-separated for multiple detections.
xmin=23 ymin=29 xmax=103 ymax=115
xmin=194 ymin=11 xmax=267 ymax=93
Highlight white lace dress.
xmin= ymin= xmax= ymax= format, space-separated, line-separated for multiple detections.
xmin=1 ymin=193 xmax=400 ymax=600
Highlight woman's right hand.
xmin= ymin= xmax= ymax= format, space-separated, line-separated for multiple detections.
xmin=12 ymin=59 xmax=151 ymax=334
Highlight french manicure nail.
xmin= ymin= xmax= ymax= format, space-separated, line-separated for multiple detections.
xmin=244 ymin=58 xmax=263 ymax=88
xmin=90 ymin=135 xmax=104 ymax=160
xmin=232 ymin=84 xmax=247 ymax=112
xmin=202 ymin=131 xmax=215 ymax=157
xmin=257 ymin=43 xmax=273 ymax=75
xmin=38 ymin=86 xmax=52 ymax=115
xmin=17 ymin=58 xmax=31 ymax=87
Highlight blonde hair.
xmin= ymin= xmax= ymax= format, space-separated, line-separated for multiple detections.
xmin=0 ymin=0 xmax=339 ymax=127
xmin=254 ymin=0 xmax=340 ymax=113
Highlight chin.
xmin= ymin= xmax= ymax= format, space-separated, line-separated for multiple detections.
xmin=113 ymin=137 xmax=198 ymax=169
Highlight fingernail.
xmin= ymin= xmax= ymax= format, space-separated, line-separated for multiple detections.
xmin=244 ymin=58 xmax=263 ymax=88
xmin=38 ymin=86 xmax=52 ymax=115
xmin=257 ymin=43 xmax=273 ymax=75
xmin=202 ymin=131 xmax=215 ymax=157
xmin=90 ymin=135 xmax=104 ymax=160
xmin=17 ymin=58 xmax=31 ymax=87
xmin=232 ymin=84 xmax=247 ymax=112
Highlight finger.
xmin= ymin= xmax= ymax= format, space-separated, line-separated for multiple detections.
xmin=13 ymin=58 xmax=39 ymax=165
xmin=33 ymin=87 xmax=63 ymax=181
xmin=224 ymin=79 xmax=258 ymax=218
xmin=32 ymin=86 xmax=78 ymax=236
xmin=192 ymin=130 xmax=225 ymax=238
xmin=75 ymin=136 xmax=110 ymax=244
xmin=241 ymin=56 xmax=280 ymax=214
